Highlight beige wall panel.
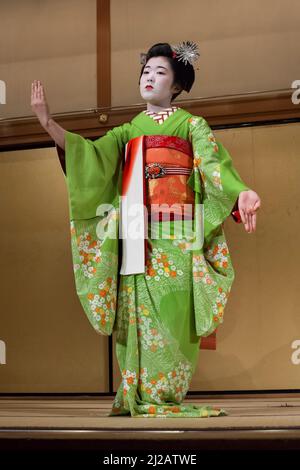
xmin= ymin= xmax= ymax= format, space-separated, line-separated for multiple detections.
xmin=0 ymin=0 xmax=97 ymax=119
xmin=0 ymin=147 xmax=108 ymax=392
xmin=111 ymin=0 xmax=300 ymax=107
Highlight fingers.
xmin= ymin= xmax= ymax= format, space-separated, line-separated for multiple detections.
xmin=241 ymin=207 xmax=255 ymax=233
xmin=249 ymin=202 xmax=260 ymax=232
xmin=239 ymin=194 xmax=260 ymax=233
xmin=37 ymin=80 xmax=41 ymax=100
xmin=239 ymin=207 xmax=246 ymax=225
xmin=240 ymin=208 xmax=249 ymax=232
xmin=31 ymin=80 xmax=45 ymax=102
xmin=247 ymin=209 xmax=258 ymax=233
xmin=251 ymin=213 xmax=256 ymax=232
xmin=246 ymin=211 xmax=252 ymax=232
xmin=31 ymin=80 xmax=36 ymax=99
xmin=31 ymin=80 xmax=39 ymax=99
xmin=249 ymin=212 xmax=254 ymax=232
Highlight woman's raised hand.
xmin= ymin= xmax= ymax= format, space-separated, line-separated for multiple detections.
xmin=31 ymin=80 xmax=51 ymax=129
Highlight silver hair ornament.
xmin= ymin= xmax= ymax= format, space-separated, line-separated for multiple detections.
xmin=171 ymin=41 xmax=200 ymax=66
xmin=139 ymin=41 xmax=200 ymax=66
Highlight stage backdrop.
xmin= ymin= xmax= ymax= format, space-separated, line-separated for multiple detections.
xmin=1 ymin=121 xmax=299 ymax=392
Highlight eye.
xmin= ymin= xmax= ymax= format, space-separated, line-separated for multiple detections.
xmin=143 ymin=71 xmax=165 ymax=75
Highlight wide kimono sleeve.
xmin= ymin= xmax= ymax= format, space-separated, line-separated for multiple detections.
xmin=187 ymin=115 xmax=251 ymax=338
xmin=56 ymin=123 xmax=130 ymax=336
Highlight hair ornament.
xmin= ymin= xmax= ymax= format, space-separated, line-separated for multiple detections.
xmin=171 ymin=41 xmax=200 ymax=66
xmin=140 ymin=41 xmax=200 ymax=66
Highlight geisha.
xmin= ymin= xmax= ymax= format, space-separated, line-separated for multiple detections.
xmin=31 ymin=41 xmax=261 ymax=418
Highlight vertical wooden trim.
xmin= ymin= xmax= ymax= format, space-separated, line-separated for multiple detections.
xmin=97 ymin=1 xmax=112 ymax=394
xmin=96 ymin=0 xmax=111 ymax=107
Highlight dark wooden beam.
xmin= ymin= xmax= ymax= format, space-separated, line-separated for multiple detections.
xmin=1 ymin=90 xmax=299 ymax=150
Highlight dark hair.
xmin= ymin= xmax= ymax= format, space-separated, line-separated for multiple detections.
xmin=138 ymin=42 xmax=195 ymax=102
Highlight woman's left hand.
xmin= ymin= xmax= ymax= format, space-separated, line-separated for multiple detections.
xmin=238 ymin=190 xmax=261 ymax=233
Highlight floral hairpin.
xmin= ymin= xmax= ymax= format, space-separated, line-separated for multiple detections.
xmin=140 ymin=41 xmax=200 ymax=66
xmin=171 ymin=41 xmax=200 ymax=66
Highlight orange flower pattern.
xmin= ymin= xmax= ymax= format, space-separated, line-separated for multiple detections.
xmin=137 ymin=306 xmax=168 ymax=352
xmin=69 ymin=218 xmax=119 ymax=335
xmin=138 ymin=363 xmax=192 ymax=404
xmin=86 ymin=276 xmax=117 ymax=332
xmin=212 ymin=287 xmax=230 ymax=324
xmin=145 ymin=247 xmax=183 ymax=281
xmin=172 ymin=236 xmax=195 ymax=254
xmin=205 ymin=240 xmax=230 ymax=273
xmin=192 ymin=253 xmax=217 ymax=286
xmin=71 ymin=221 xmax=102 ymax=279
xmin=122 ymin=369 xmax=138 ymax=396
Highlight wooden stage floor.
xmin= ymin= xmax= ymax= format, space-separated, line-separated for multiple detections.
xmin=1 ymin=394 xmax=300 ymax=453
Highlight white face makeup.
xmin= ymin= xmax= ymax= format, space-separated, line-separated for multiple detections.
xmin=139 ymin=56 xmax=181 ymax=109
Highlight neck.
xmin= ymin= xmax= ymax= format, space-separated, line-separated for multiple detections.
xmin=146 ymin=102 xmax=173 ymax=113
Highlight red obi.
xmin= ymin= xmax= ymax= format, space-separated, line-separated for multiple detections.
xmin=144 ymin=135 xmax=194 ymax=221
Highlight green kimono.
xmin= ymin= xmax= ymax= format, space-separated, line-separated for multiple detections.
xmin=58 ymin=108 xmax=250 ymax=418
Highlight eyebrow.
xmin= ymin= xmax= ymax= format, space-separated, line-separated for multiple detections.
xmin=144 ymin=65 xmax=168 ymax=70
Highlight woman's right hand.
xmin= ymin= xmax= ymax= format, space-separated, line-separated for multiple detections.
xmin=31 ymin=80 xmax=51 ymax=129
